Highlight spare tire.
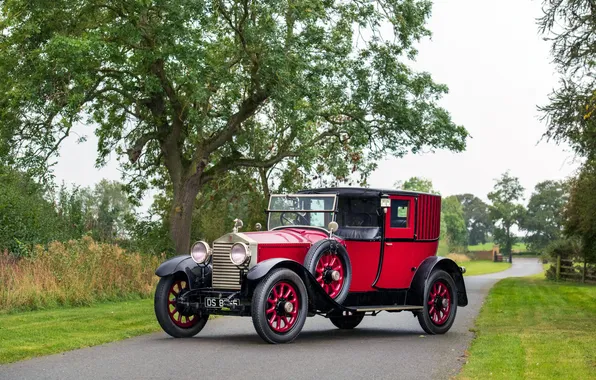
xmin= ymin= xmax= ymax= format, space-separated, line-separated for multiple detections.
xmin=304 ymin=239 xmax=352 ymax=304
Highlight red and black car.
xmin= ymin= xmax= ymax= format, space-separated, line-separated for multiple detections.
xmin=154 ymin=187 xmax=468 ymax=344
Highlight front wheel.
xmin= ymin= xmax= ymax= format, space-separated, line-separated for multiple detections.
xmin=251 ymin=268 xmax=308 ymax=344
xmin=417 ymin=270 xmax=458 ymax=334
xmin=154 ymin=275 xmax=209 ymax=338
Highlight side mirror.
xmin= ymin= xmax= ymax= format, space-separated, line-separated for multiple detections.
xmin=255 ymin=223 xmax=262 ymax=231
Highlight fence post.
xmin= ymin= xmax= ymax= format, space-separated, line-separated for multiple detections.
xmin=582 ymin=259 xmax=587 ymax=284
xmin=556 ymin=255 xmax=561 ymax=281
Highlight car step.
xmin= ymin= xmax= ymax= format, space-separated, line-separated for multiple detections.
xmin=348 ymin=305 xmax=424 ymax=312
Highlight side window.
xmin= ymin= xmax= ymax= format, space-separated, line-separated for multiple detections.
xmin=390 ymin=200 xmax=409 ymax=228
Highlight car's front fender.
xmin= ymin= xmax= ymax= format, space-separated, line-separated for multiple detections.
xmin=155 ymin=255 xmax=212 ymax=289
xmin=246 ymin=258 xmax=341 ymax=313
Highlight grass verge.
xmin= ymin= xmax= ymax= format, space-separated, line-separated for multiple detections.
xmin=458 ymin=278 xmax=596 ymax=379
xmin=0 ymin=298 xmax=160 ymax=364
xmin=463 ymin=260 xmax=511 ymax=276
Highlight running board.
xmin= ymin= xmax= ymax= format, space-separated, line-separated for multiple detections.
xmin=348 ymin=305 xmax=423 ymax=312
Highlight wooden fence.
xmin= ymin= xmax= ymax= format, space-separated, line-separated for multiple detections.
xmin=555 ymin=256 xmax=596 ymax=283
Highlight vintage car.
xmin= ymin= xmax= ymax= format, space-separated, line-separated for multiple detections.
xmin=154 ymin=187 xmax=468 ymax=344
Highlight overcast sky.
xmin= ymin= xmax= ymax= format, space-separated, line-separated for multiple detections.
xmin=54 ymin=0 xmax=579 ymax=209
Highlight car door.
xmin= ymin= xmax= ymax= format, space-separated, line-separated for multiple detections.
xmin=373 ymin=195 xmax=416 ymax=289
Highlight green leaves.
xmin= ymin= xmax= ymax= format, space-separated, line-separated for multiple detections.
xmin=488 ymin=172 xmax=525 ymax=255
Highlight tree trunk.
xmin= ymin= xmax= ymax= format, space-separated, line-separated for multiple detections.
xmin=169 ymin=177 xmax=202 ymax=255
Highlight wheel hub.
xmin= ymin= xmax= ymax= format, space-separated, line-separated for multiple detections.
xmin=441 ymin=298 xmax=449 ymax=308
xmin=284 ymin=301 xmax=294 ymax=313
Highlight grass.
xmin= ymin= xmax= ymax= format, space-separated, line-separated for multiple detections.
xmin=458 ymin=278 xmax=596 ymax=379
xmin=0 ymin=237 xmax=161 ymax=312
xmin=462 ymin=260 xmax=511 ymax=276
xmin=0 ymin=298 xmax=161 ymax=364
xmin=468 ymin=242 xmax=527 ymax=252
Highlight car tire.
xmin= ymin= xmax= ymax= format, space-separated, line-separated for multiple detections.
xmin=417 ymin=269 xmax=458 ymax=335
xmin=329 ymin=311 xmax=365 ymax=329
xmin=154 ymin=275 xmax=209 ymax=338
xmin=251 ymin=268 xmax=308 ymax=344
xmin=304 ymin=239 xmax=352 ymax=304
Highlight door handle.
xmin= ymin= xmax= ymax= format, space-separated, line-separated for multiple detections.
xmin=386 ymin=243 xmax=393 ymax=246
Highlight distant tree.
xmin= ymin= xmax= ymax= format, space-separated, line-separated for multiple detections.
xmin=442 ymin=195 xmax=467 ymax=252
xmin=455 ymin=194 xmax=492 ymax=245
xmin=396 ymin=177 xmax=438 ymax=194
xmin=0 ymin=166 xmax=64 ymax=255
xmin=488 ymin=172 xmax=525 ymax=261
xmin=0 ymin=1 xmax=468 ymax=255
xmin=539 ymin=0 xmax=596 ymax=160
xmin=522 ymin=180 xmax=569 ymax=253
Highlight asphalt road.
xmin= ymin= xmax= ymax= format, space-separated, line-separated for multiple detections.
xmin=0 ymin=258 xmax=542 ymax=380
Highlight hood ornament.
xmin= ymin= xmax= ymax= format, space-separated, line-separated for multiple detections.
xmin=232 ymin=218 xmax=244 ymax=233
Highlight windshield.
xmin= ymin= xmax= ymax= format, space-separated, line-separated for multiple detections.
xmin=267 ymin=194 xmax=336 ymax=229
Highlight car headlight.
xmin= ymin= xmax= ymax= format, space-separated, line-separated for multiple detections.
xmin=190 ymin=241 xmax=211 ymax=264
xmin=230 ymin=242 xmax=250 ymax=266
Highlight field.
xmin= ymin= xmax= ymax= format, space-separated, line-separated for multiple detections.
xmin=458 ymin=277 xmax=596 ymax=379
xmin=0 ymin=299 xmax=161 ymax=364
xmin=462 ymin=261 xmax=511 ymax=276
xmin=467 ymin=242 xmax=527 ymax=252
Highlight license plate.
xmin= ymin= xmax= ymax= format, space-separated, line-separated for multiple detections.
xmin=205 ymin=297 xmax=240 ymax=308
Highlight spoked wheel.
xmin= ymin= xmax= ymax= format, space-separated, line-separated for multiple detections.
xmin=329 ymin=310 xmax=365 ymax=329
xmin=304 ymin=239 xmax=352 ymax=304
xmin=251 ymin=268 xmax=308 ymax=344
xmin=154 ymin=275 xmax=209 ymax=338
xmin=417 ymin=270 xmax=457 ymax=334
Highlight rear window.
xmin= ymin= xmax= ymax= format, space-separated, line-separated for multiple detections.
xmin=390 ymin=199 xmax=409 ymax=228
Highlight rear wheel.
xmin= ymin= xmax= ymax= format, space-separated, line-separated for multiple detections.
xmin=251 ymin=268 xmax=308 ymax=344
xmin=329 ymin=311 xmax=365 ymax=329
xmin=154 ymin=275 xmax=209 ymax=338
xmin=417 ymin=270 xmax=457 ymax=334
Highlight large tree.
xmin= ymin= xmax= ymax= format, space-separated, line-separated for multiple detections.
xmin=522 ymin=180 xmax=568 ymax=253
xmin=539 ymin=0 xmax=596 ymax=158
xmin=455 ymin=194 xmax=491 ymax=245
xmin=0 ymin=0 xmax=468 ymax=253
xmin=488 ymin=172 xmax=525 ymax=261
xmin=563 ymin=162 xmax=596 ymax=264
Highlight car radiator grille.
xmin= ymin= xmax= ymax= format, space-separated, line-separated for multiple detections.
xmin=212 ymin=242 xmax=241 ymax=290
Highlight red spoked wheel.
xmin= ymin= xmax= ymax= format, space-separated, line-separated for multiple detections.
xmin=251 ymin=268 xmax=309 ymax=344
xmin=265 ymin=281 xmax=299 ymax=333
xmin=315 ymin=252 xmax=345 ymax=298
xmin=304 ymin=239 xmax=352 ymax=304
xmin=427 ymin=280 xmax=451 ymax=326
xmin=167 ymin=280 xmax=199 ymax=328
xmin=154 ymin=275 xmax=209 ymax=338
xmin=417 ymin=270 xmax=457 ymax=335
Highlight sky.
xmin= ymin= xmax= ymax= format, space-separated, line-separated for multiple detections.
xmin=53 ymin=0 xmax=579 ymax=209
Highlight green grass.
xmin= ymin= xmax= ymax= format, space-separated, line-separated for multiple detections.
xmin=0 ymin=298 xmax=160 ymax=364
xmin=467 ymin=242 xmax=527 ymax=252
xmin=463 ymin=260 xmax=512 ymax=276
xmin=459 ymin=278 xmax=596 ymax=379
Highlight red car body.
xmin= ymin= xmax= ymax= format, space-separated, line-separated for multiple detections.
xmin=154 ymin=187 xmax=468 ymax=344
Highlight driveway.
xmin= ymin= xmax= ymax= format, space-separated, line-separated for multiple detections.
xmin=0 ymin=258 xmax=543 ymax=380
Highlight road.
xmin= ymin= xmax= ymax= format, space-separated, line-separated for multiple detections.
xmin=0 ymin=258 xmax=542 ymax=380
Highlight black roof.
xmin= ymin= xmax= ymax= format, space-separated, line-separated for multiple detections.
xmin=298 ymin=187 xmax=439 ymax=198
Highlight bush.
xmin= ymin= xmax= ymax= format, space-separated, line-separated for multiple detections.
xmin=0 ymin=237 xmax=162 ymax=312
